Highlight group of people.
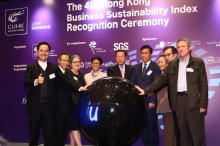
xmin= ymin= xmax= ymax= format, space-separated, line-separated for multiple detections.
xmin=24 ymin=38 xmax=208 ymax=146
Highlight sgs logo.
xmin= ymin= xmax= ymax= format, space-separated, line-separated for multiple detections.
xmin=113 ymin=42 xmax=129 ymax=50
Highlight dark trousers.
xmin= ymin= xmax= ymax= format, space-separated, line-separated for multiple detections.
xmin=141 ymin=107 xmax=159 ymax=146
xmin=173 ymin=111 xmax=181 ymax=146
xmin=163 ymin=112 xmax=176 ymax=146
xmin=52 ymin=113 xmax=70 ymax=146
xmin=27 ymin=103 xmax=52 ymax=146
xmin=176 ymin=95 xmax=206 ymax=146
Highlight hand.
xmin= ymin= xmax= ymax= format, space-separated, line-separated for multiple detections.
xmin=38 ymin=73 xmax=44 ymax=84
xmin=80 ymin=83 xmax=92 ymax=91
xmin=149 ymin=103 xmax=155 ymax=109
xmin=135 ymin=85 xmax=145 ymax=95
xmin=200 ymin=108 xmax=206 ymax=113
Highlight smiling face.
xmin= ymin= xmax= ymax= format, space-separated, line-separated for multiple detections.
xmin=58 ymin=54 xmax=70 ymax=70
xmin=70 ymin=57 xmax=81 ymax=72
xmin=116 ymin=51 xmax=126 ymax=65
xmin=37 ymin=44 xmax=50 ymax=62
xmin=177 ymin=40 xmax=191 ymax=59
xmin=92 ymin=59 xmax=101 ymax=72
xmin=164 ymin=48 xmax=177 ymax=63
xmin=158 ymin=56 xmax=168 ymax=71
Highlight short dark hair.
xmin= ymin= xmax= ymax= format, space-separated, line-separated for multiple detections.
xmin=163 ymin=46 xmax=177 ymax=54
xmin=91 ymin=56 xmax=103 ymax=64
xmin=37 ymin=41 xmax=51 ymax=51
xmin=115 ymin=50 xmax=127 ymax=57
xmin=58 ymin=52 xmax=70 ymax=61
xmin=140 ymin=45 xmax=153 ymax=54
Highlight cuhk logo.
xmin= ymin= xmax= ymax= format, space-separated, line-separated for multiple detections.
xmin=5 ymin=7 xmax=28 ymax=36
xmin=32 ymin=44 xmax=38 ymax=59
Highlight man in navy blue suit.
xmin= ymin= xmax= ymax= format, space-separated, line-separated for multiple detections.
xmin=130 ymin=45 xmax=161 ymax=146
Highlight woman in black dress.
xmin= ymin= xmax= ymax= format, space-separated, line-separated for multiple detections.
xmin=66 ymin=55 xmax=86 ymax=146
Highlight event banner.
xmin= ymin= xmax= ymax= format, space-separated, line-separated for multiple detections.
xmin=0 ymin=0 xmax=220 ymax=145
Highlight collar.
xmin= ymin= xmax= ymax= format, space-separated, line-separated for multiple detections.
xmin=58 ymin=65 xmax=65 ymax=73
xmin=179 ymin=56 xmax=190 ymax=63
xmin=142 ymin=60 xmax=151 ymax=66
xmin=38 ymin=60 xmax=47 ymax=65
xmin=118 ymin=64 xmax=125 ymax=68
xmin=91 ymin=69 xmax=101 ymax=77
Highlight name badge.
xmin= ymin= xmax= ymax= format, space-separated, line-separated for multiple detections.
xmin=49 ymin=73 xmax=55 ymax=79
xmin=147 ymin=70 xmax=153 ymax=76
xmin=187 ymin=68 xmax=194 ymax=72
xmin=74 ymin=76 xmax=78 ymax=81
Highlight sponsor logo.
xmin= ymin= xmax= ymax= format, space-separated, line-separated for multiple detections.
xmin=32 ymin=44 xmax=57 ymax=59
xmin=67 ymin=41 xmax=86 ymax=45
xmin=31 ymin=21 xmax=51 ymax=30
xmin=89 ymin=41 xmax=106 ymax=54
xmin=113 ymin=42 xmax=129 ymax=50
xmin=190 ymin=40 xmax=201 ymax=46
xmin=142 ymin=38 xmax=157 ymax=41
xmin=32 ymin=44 xmax=38 ymax=59
xmin=5 ymin=7 xmax=28 ymax=36
xmin=85 ymin=62 xmax=92 ymax=68
xmin=207 ymin=41 xmax=220 ymax=47
xmin=103 ymin=61 xmax=116 ymax=67
xmin=206 ymin=57 xmax=220 ymax=64
xmin=85 ymin=61 xmax=116 ymax=68
xmin=81 ymin=62 xmax=84 ymax=68
xmin=159 ymin=41 xmax=165 ymax=48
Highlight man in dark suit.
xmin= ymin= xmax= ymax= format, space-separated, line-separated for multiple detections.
xmin=24 ymin=42 xmax=88 ymax=146
xmin=52 ymin=52 xmax=72 ymax=146
xmin=130 ymin=45 xmax=161 ymax=146
xmin=107 ymin=50 xmax=134 ymax=80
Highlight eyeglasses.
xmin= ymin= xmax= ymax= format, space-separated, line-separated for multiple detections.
xmin=164 ymin=53 xmax=174 ymax=57
xmin=72 ymin=61 xmax=81 ymax=64
xmin=92 ymin=62 xmax=101 ymax=65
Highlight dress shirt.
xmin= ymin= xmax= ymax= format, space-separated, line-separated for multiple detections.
xmin=177 ymin=57 xmax=189 ymax=92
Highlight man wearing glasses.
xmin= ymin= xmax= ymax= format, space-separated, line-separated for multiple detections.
xmin=162 ymin=46 xmax=180 ymax=146
xmin=163 ymin=46 xmax=178 ymax=63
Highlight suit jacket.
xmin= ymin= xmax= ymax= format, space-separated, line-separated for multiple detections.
xmin=65 ymin=70 xmax=86 ymax=104
xmin=24 ymin=62 xmax=81 ymax=112
xmin=107 ymin=64 xmax=134 ymax=80
xmin=130 ymin=61 xmax=161 ymax=104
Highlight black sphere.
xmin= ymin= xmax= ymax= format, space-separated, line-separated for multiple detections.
xmin=78 ymin=77 xmax=146 ymax=146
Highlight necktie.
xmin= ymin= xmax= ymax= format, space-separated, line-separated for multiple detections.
xmin=120 ymin=66 xmax=124 ymax=78
xmin=142 ymin=63 xmax=147 ymax=76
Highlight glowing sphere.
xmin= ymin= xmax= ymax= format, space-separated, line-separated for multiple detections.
xmin=78 ymin=77 xmax=146 ymax=146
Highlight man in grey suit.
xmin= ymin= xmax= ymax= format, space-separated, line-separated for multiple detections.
xmin=107 ymin=50 xmax=134 ymax=80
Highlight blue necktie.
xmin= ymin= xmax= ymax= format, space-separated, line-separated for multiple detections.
xmin=142 ymin=63 xmax=147 ymax=77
